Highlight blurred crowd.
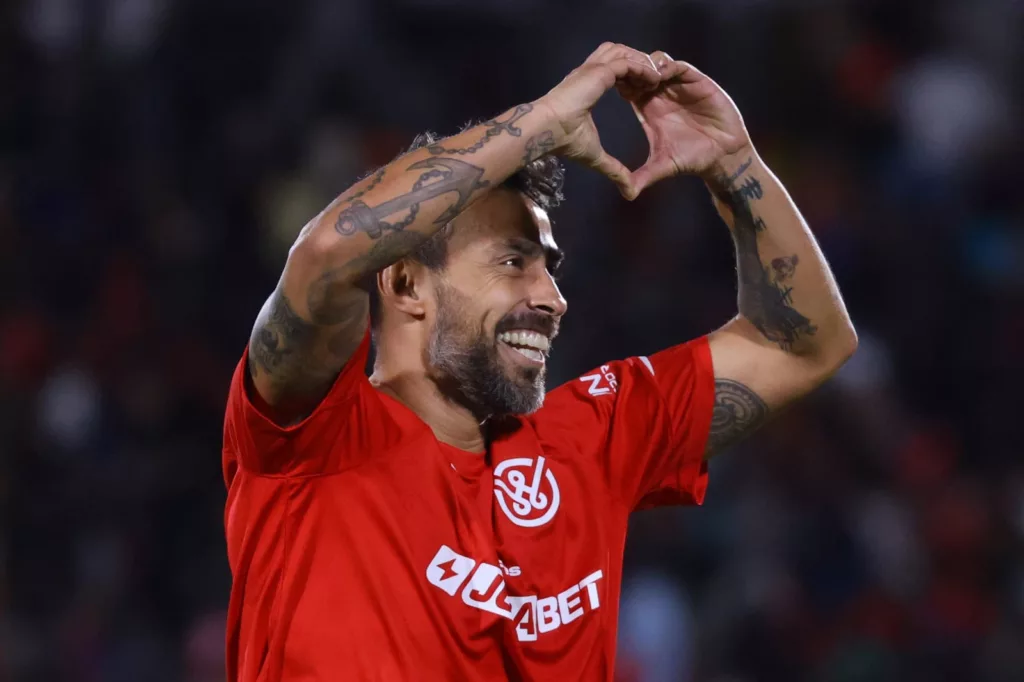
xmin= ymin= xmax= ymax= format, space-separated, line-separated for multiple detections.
xmin=1 ymin=0 xmax=1023 ymax=680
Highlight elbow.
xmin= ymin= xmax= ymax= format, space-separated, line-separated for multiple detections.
xmin=288 ymin=221 xmax=354 ymax=282
xmin=290 ymin=221 xmax=336 ymax=263
xmin=839 ymin=323 xmax=859 ymax=363
xmin=821 ymin=319 xmax=859 ymax=375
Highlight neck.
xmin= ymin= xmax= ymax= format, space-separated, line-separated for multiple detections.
xmin=369 ymin=363 xmax=488 ymax=454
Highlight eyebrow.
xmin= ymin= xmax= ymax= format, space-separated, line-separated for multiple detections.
xmin=502 ymin=237 xmax=565 ymax=273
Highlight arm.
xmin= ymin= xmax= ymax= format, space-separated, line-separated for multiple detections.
xmin=627 ymin=54 xmax=857 ymax=458
xmin=248 ymin=45 xmax=666 ymax=424
xmin=249 ymin=106 xmax=549 ymax=423
xmin=702 ymin=152 xmax=857 ymax=456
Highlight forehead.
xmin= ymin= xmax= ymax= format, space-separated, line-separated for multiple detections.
xmin=447 ymin=187 xmax=558 ymax=257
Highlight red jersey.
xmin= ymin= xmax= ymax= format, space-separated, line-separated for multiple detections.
xmin=222 ymin=330 xmax=715 ymax=681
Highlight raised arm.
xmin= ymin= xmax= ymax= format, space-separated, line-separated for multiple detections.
xmin=628 ymin=53 xmax=858 ymax=458
xmin=248 ymin=44 xmax=667 ymax=424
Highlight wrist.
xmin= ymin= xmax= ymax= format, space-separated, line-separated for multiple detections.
xmin=700 ymin=144 xmax=760 ymax=184
xmin=530 ymin=97 xmax=571 ymax=151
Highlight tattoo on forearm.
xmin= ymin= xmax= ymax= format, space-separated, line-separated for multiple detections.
xmin=710 ymin=158 xmax=817 ymax=351
xmin=345 ymin=168 xmax=386 ymax=203
xmin=727 ymin=157 xmax=753 ymax=182
xmin=427 ymin=103 xmax=533 ymax=156
xmin=705 ymin=379 xmax=768 ymax=456
xmin=734 ymin=176 xmax=763 ymax=202
xmin=334 ymin=156 xmax=489 ymax=240
xmin=770 ymin=255 xmax=798 ymax=282
xmin=306 ymin=231 xmax=427 ymax=325
xmin=523 ymin=130 xmax=556 ymax=165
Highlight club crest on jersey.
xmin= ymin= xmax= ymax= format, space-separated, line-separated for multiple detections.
xmin=493 ymin=456 xmax=560 ymax=528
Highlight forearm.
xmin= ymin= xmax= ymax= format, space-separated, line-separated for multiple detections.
xmin=706 ymin=152 xmax=856 ymax=363
xmin=290 ymin=102 xmax=558 ymax=318
xmin=250 ymin=102 xmax=558 ymax=414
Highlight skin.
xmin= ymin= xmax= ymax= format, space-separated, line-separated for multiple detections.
xmin=370 ymin=187 xmax=566 ymax=451
xmin=246 ymin=42 xmax=858 ymax=462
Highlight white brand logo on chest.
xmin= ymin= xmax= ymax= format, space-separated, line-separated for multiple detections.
xmin=493 ymin=456 xmax=560 ymax=528
xmin=426 ymin=545 xmax=604 ymax=642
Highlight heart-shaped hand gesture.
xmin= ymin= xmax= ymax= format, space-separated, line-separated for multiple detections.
xmin=627 ymin=52 xmax=753 ymax=194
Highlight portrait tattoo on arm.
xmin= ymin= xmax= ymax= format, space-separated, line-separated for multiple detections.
xmin=705 ymin=378 xmax=768 ymax=456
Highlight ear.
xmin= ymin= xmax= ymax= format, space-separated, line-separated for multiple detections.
xmin=377 ymin=260 xmax=430 ymax=321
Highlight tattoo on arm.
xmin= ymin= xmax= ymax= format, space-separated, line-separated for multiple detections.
xmin=709 ymin=159 xmax=817 ymax=351
xmin=705 ymin=379 xmax=768 ymax=456
xmin=523 ymin=130 xmax=556 ymax=165
xmin=306 ymin=231 xmax=427 ymax=325
xmin=427 ymin=103 xmax=534 ymax=156
xmin=249 ymin=286 xmax=368 ymax=394
xmin=249 ymin=289 xmax=317 ymax=382
xmin=334 ymin=156 xmax=489 ymax=239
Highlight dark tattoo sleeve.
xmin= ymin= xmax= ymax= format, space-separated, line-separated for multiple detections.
xmin=249 ymin=289 xmax=317 ymax=381
xmin=705 ymin=379 xmax=769 ymax=456
xmin=708 ymin=159 xmax=817 ymax=351
xmin=249 ymin=286 xmax=368 ymax=398
xmin=426 ymin=103 xmax=533 ymax=156
xmin=334 ymin=156 xmax=489 ymax=239
xmin=306 ymin=231 xmax=427 ymax=326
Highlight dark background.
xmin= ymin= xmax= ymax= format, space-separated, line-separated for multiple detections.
xmin=2 ymin=0 xmax=1023 ymax=680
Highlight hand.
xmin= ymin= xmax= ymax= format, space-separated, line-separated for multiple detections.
xmin=627 ymin=52 xmax=753 ymax=194
xmin=536 ymin=43 xmax=664 ymax=200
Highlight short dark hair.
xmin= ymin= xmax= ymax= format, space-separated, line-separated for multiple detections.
xmin=368 ymin=122 xmax=565 ymax=335
xmin=402 ymin=124 xmax=565 ymax=270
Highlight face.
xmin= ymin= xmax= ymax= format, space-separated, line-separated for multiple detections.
xmin=425 ymin=189 xmax=567 ymax=418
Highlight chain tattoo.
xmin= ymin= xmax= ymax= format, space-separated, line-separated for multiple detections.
xmin=427 ymin=103 xmax=534 ymax=156
xmin=333 ymin=156 xmax=489 ymax=240
xmin=709 ymin=158 xmax=817 ymax=352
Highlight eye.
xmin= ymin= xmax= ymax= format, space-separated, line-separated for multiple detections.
xmin=501 ymin=256 xmax=525 ymax=269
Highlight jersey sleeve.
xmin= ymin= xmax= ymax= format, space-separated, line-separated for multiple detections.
xmin=537 ymin=336 xmax=716 ymax=510
xmin=222 ymin=327 xmax=383 ymax=480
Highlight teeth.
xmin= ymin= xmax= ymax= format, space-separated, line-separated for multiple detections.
xmin=498 ymin=330 xmax=551 ymax=353
xmin=513 ymin=347 xmax=544 ymax=362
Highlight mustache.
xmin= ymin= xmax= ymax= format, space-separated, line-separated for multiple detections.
xmin=496 ymin=312 xmax=559 ymax=339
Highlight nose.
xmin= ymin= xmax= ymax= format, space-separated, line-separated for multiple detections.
xmin=528 ymin=270 xmax=568 ymax=318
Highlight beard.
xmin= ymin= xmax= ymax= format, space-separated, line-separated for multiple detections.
xmin=426 ymin=282 xmax=552 ymax=419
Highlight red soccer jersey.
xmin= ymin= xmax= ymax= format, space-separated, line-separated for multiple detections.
xmin=222 ymin=330 xmax=715 ymax=681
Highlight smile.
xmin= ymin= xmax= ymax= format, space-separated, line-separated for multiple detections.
xmin=497 ymin=330 xmax=549 ymax=366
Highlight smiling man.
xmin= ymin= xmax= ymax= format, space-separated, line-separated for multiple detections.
xmin=221 ymin=43 xmax=856 ymax=681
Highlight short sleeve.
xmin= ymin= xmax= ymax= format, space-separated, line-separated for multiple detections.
xmin=222 ymin=328 xmax=385 ymax=479
xmin=535 ymin=337 xmax=716 ymax=510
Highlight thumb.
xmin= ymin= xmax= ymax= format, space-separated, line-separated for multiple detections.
xmin=588 ymin=149 xmax=638 ymax=200
xmin=630 ymin=155 xmax=677 ymax=196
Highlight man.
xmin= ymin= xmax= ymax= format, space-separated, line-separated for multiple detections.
xmin=222 ymin=43 xmax=857 ymax=680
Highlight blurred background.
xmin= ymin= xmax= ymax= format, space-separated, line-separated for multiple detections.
xmin=2 ymin=0 xmax=1023 ymax=680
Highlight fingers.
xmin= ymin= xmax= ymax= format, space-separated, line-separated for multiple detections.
xmin=631 ymin=155 xmax=678 ymax=197
xmin=588 ymin=148 xmax=638 ymax=201
xmin=585 ymin=42 xmax=662 ymax=90
xmin=659 ymin=60 xmax=706 ymax=83
xmin=649 ymin=51 xmax=673 ymax=70
xmin=597 ymin=56 xmax=661 ymax=90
